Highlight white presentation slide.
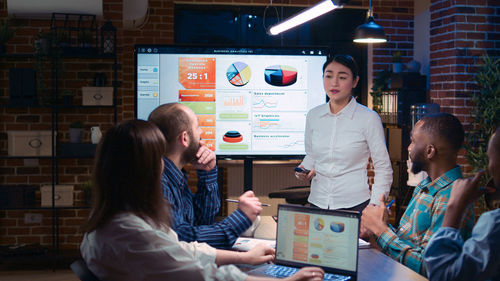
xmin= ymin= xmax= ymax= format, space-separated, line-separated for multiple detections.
xmin=136 ymin=47 xmax=327 ymax=156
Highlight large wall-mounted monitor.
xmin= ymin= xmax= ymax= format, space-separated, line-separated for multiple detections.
xmin=135 ymin=45 xmax=328 ymax=159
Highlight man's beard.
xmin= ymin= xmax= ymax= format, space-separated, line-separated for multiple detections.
xmin=182 ymin=131 xmax=199 ymax=164
xmin=410 ymin=152 xmax=426 ymax=174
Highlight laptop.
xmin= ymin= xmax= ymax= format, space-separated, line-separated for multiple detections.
xmin=248 ymin=204 xmax=360 ymax=281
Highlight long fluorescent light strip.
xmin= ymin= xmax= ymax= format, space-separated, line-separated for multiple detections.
xmin=269 ymin=0 xmax=341 ymax=35
xmin=353 ymin=38 xmax=387 ymax=43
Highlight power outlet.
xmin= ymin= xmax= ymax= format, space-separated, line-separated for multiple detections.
xmin=24 ymin=213 xmax=42 ymax=224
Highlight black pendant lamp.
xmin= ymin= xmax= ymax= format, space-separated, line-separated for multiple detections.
xmin=353 ymin=0 xmax=386 ymax=43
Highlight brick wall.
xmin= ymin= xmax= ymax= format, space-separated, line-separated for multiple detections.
xmin=0 ymin=0 xmax=490 ymax=250
xmin=429 ymin=0 xmax=499 ymax=173
xmin=368 ymin=0 xmax=415 ymax=71
xmin=0 ymin=0 xmax=122 ymax=249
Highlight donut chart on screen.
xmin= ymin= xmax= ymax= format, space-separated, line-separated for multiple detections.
xmin=223 ymin=131 xmax=243 ymax=143
xmin=226 ymin=62 xmax=251 ymax=86
xmin=264 ymin=65 xmax=298 ymax=86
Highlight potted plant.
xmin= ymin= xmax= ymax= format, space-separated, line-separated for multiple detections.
xmin=56 ymin=29 xmax=70 ymax=47
xmin=79 ymin=29 xmax=94 ymax=48
xmin=392 ymin=51 xmax=403 ymax=73
xmin=464 ymin=56 xmax=500 ymax=213
xmin=370 ymin=69 xmax=392 ymax=113
xmin=69 ymin=121 xmax=84 ymax=143
xmin=0 ymin=18 xmax=18 ymax=54
xmin=34 ymin=31 xmax=52 ymax=56
xmin=81 ymin=180 xmax=93 ymax=205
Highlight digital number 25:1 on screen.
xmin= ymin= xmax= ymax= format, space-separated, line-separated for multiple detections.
xmin=187 ymin=73 xmax=208 ymax=80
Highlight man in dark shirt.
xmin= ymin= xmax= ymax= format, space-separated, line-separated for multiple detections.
xmin=149 ymin=103 xmax=263 ymax=249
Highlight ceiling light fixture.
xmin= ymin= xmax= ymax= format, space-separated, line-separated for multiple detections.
xmin=268 ymin=0 xmax=348 ymax=36
xmin=353 ymin=0 xmax=386 ymax=43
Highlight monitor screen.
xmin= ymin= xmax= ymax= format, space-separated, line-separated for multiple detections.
xmin=135 ymin=45 xmax=328 ymax=158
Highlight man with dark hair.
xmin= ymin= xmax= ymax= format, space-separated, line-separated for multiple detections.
xmin=149 ymin=103 xmax=263 ymax=249
xmin=361 ymin=112 xmax=475 ymax=276
xmin=424 ymin=126 xmax=500 ymax=281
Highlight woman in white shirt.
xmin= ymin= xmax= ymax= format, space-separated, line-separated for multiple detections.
xmin=81 ymin=119 xmax=324 ymax=281
xmin=296 ymin=55 xmax=392 ymax=212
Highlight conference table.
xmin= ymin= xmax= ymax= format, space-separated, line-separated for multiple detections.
xmin=239 ymin=247 xmax=428 ymax=281
xmin=356 ymin=247 xmax=428 ymax=281
xmin=240 ymin=216 xmax=428 ymax=281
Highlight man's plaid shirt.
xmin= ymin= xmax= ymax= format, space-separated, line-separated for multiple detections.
xmin=376 ymin=166 xmax=475 ymax=276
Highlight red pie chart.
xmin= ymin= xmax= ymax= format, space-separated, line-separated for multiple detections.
xmin=264 ymin=65 xmax=298 ymax=86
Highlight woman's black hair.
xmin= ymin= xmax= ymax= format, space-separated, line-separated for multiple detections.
xmin=322 ymin=54 xmax=359 ymax=79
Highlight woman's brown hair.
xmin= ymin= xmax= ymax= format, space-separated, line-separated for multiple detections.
xmin=85 ymin=119 xmax=172 ymax=232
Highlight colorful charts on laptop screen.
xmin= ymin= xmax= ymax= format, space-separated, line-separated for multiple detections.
xmin=226 ymin=62 xmax=251 ymax=86
xmin=264 ymin=65 xmax=298 ymax=86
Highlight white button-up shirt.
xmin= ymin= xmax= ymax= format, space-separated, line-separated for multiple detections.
xmin=301 ymin=98 xmax=393 ymax=209
xmin=81 ymin=212 xmax=247 ymax=281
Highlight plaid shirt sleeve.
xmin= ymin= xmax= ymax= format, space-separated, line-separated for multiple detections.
xmin=377 ymin=190 xmax=476 ymax=276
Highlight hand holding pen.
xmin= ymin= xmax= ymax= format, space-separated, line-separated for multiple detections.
xmin=233 ymin=191 xmax=263 ymax=222
xmin=385 ymin=199 xmax=395 ymax=216
xmin=226 ymin=199 xmax=270 ymax=207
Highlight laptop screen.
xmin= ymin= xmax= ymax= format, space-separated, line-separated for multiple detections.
xmin=275 ymin=204 xmax=360 ymax=274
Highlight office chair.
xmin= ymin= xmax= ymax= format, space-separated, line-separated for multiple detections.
xmin=70 ymin=259 xmax=101 ymax=281
xmin=268 ymin=185 xmax=310 ymax=205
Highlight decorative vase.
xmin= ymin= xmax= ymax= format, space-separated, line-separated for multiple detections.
xmin=91 ymin=126 xmax=102 ymax=144
xmin=69 ymin=128 xmax=83 ymax=143
xmin=393 ymin=63 xmax=404 ymax=73
xmin=407 ymin=60 xmax=421 ymax=72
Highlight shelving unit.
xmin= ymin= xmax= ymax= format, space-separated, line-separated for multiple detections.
xmin=382 ymin=72 xmax=427 ymax=224
xmin=0 ymin=17 xmax=117 ymax=270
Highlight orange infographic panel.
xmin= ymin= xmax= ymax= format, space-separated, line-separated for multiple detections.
xmin=201 ymin=127 xmax=215 ymax=139
xmin=292 ymin=213 xmax=310 ymax=262
xmin=294 ymin=214 xmax=310 ymax=231
xmin=179 ymin=89 xmax=216 ymax=102
xmin=292 ymin=242 xmax=309 ymax=261
xmin=198 ymin=115 xmax=216 ymax=127
xmin=178 ymin=57 xmax=216 ymax=89
xmin=203 ymin=139 xmax=215 ymax=151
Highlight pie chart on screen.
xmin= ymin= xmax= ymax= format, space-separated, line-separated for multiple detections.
xmin=264 ymin=65 xmax=298 ymax=86
xmin=226 ymin=62 xmax=251 ymax=86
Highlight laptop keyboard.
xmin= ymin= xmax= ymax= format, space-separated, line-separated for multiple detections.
xmin=264 ymin=264 xmax=352 ymax=281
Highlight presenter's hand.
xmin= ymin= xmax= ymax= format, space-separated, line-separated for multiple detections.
xmin=361 ymin=194 xmax=388 ymax=237
xmin=295 ymin=165 xmax=316 ymax=182
xmin=238 ymin=191 xmax=262 ymax=222
xmin=192 ymin=141 xmax=216 ymax=171
xmin=284 ymin=267 xmax=325 ymax=281
xmin=242 ymin=243 xmax=275 ymax=265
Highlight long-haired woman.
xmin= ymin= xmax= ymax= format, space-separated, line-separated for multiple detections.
xmin=81 ymin=119 xmax=324 ymax=281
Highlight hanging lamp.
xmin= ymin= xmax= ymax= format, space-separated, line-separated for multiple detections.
xmin=353 ymin=0 xmax=386 ymax=43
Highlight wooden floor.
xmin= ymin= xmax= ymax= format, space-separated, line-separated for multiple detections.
xmin=0 ymin=270 xmax=79 ymax=281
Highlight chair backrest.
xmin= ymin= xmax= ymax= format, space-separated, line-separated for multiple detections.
xmin=70 ymin=259 xmax=101 ymax=281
